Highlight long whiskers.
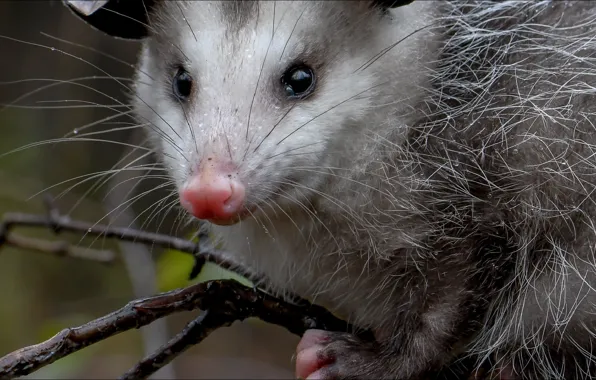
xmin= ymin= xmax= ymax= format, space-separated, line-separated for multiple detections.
xmin=0 ymin=34 xmax=185 ymax=151
xmin=67 ymin=146 xmax=157 ymax=214
xmin=276 ymin=81 xmax=389 ymax=145
xmin=244 ymin=2 xmax=277 ymax=144
xmin=354 ymin=21 xmax=439 ymax=73
xmin=0 ymin=75 xmax=184 ymax=157
xmin=39 ymin=32 xmax=155 ymax=81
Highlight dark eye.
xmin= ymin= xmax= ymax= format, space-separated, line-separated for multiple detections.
xmin=173 ymin=68 xmax=193 ymax=101
xmin=282 ymin=65 xmax=316 ymax=99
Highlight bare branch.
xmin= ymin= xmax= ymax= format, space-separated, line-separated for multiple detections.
xmin=0 ymin=195 xmax=251 ymax=280
xmin=119 ymin=310 xmax=233 ymax=380
xmin=0 ymin=197 xmax=497 ymax=380
xmin=0 ymin=207 xmax=199 ymax=255
xmin=5 ymin=232 xmax=115 ymax=263
xmin=0 ymin=279 xmax=365 ymax=379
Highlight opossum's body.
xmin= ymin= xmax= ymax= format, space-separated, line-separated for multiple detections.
xmin=91 ymin=0 xmax=596 ymax=378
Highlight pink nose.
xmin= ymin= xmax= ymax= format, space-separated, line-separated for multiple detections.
xmin=180 ymin=160 xmax=246 ymax=223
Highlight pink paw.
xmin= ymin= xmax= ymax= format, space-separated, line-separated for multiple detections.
xmin=295 ymin=329 xmax=378 ymax=380
xmin=295 ymin=330 xmax=332 ymax=379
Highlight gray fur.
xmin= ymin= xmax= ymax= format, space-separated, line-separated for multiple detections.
xmin=131 ymin=1 xmax=596 ymax=378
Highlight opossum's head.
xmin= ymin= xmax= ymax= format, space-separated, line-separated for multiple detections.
xmin=67 ymin=0 xmax=435 ymax=225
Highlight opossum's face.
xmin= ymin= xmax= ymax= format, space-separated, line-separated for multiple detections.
xmin=133 ymin=1 xmax=434 ymax=225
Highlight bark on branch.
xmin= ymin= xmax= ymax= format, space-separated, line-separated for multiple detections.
xmin=0 ymin=194 xmax=246 ymax=279
xmin=0 ymin=279 xmax=361 ymax=379
xmin=0 ymin=195 xmax=494 ymax=380
xmin=0 ymin=195 xmax=363 ymax=379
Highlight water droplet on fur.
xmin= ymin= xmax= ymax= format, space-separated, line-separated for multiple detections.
xmin=453 ymin=160 xmax=459 ymax=167
xmin=87 ymin=228 xmax=92 ymax=233
xmin=73 ymin=129 xmax=79 ymax=134
xmin=247 ymin=54 xmax=252 ymax=59
xmin=487 ymin=192 xmax=493 ymax=199
xmin=512 ymin=148 xmax=519 ymax=154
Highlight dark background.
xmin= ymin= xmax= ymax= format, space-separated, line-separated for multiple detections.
xmin=0 ymin=1 xmax=297 ymax=378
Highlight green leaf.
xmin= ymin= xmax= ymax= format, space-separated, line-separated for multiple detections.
xmin=192 ymin=261 xmax=253 ymax=287
xmin=156 ymin=248 xmax=196 ymax=292
xmin=157 ymin=232 xmax=253 ymax=292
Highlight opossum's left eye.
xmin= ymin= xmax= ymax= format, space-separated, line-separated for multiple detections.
xmin=173 ymin=68 xmax=193 ymax=101
xmin=282 ymin=65 xmax=316 ymax=99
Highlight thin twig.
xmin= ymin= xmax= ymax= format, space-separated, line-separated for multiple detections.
xmin=0 ymin=279 xmax=366 ymax=379
xmin=0 ymin=195 xmax=249 ymax=279
xmin=119 ymin=310 xmax=233 ymax=380
xmin=5 ymin=232 xmax=115 ymax=263
xmin=0 ymin=210 xmax=199 ymax=255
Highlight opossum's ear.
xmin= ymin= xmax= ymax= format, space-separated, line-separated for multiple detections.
xmin=63 ymin=0 xmax=158 ymax=40
xmin=373 ymin=0 xmax=415 ymax=8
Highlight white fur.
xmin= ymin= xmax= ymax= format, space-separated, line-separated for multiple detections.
xmin=133 ymin=0 xmax=437 ymax=327
xmin=132 ymin=0 xmax=596 ymax=377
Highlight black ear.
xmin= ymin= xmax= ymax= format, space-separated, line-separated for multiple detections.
xmin=373 ymin=0 xmax=415 ymax=9
xmin=64 ymin=0 xmax=158 ymax=40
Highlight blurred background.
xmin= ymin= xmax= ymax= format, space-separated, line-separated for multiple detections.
xmin=0 ymin=1 xmax=297 ymax=378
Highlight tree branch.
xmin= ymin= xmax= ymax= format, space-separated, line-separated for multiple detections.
xmin=0 ymin=279 xmax=365 ymax=379
xmin=0 ymin=196 xmax=498 ymax=380
xmin=118 ymin=310 xmax=230 ymax=380
xmin=0 ymin=194 xmax=248 ymax=279
xmin=0 ymin=195 xmax=363 ymax=379
xmin=4 ymin=232 xmax=115 ymax=263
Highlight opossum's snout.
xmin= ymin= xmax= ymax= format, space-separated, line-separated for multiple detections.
xmin=179 ymin=159 xmax=250 ymax=225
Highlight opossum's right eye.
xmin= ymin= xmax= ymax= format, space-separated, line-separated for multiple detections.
xmin=172 ymin=68 xmax=193 ymax=101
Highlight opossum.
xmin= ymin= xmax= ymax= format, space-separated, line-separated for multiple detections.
xmin=65 ymin=0 xmax=596 ymax=378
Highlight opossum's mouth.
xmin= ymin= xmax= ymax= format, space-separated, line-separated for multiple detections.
xmin=205 ymin=205 xmax=257 ymax=226
xmin=205 ymin=184 xmax=293 ymax=226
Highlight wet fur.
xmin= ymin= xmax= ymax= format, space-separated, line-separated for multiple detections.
xmin=132 ymin=1 xmax=596 ymax=378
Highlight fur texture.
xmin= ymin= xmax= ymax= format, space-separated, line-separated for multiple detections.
xmin=131 ymin=1 xmax=596 ymax=378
